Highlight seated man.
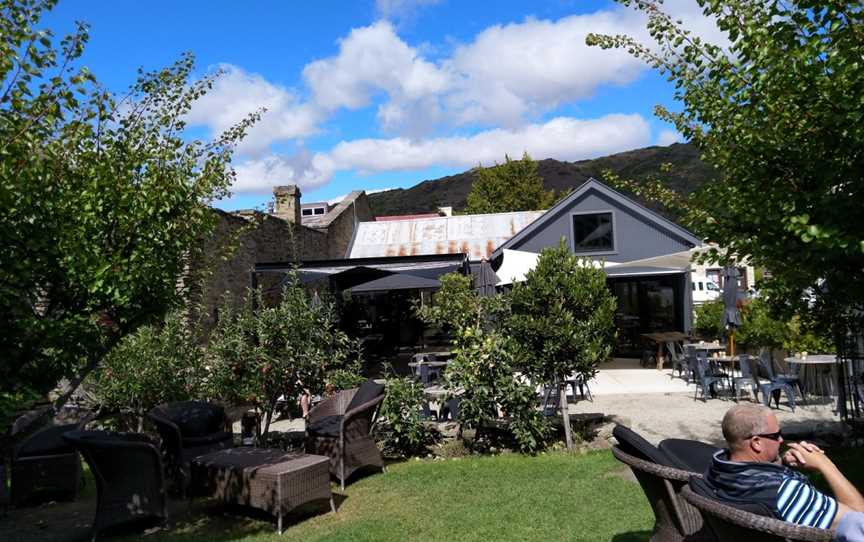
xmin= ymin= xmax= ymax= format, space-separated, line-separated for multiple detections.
xmin=703 ymin=404 xmax=864 ymax=530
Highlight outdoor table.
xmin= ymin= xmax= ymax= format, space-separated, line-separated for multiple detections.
xmin=190 ymin=448 xmax=334 ymax=534
xmin=642 ymin=332 xmax=689 ymax=370
xmin=412 ymin=351 xmax=452 ymax=362
xmin=711 ymin=354 xmax=740 ymax=378
xmin=783 ymin=355 xmax=839 ymax=402
xmin=684 ymin=342 xmax=726 ymax=353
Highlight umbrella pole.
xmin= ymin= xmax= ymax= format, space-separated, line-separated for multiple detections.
xmin=729 ymin=330 xmax=735 ymax=356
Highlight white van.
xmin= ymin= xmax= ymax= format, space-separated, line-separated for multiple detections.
xmin=692 ymin=274 xmax=721 ymax=304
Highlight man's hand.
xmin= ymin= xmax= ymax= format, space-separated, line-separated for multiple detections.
xmin=783 ymin=441 xmax=831 ymax=471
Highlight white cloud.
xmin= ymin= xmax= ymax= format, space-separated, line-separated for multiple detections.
xmin=233 ymin=149 xmax=335 ymax=193
xmin=196 ymin=3 xmax=727 ymax=193
xmin=232 ymin=113 xmax=651 ymax=193
xmin=186 ymin=65 xmax=322 ymax=157
xmin=657 ymin=129 xmax=683 ymax=146
xmin=303 ymin=21 xmax=450 ymax=113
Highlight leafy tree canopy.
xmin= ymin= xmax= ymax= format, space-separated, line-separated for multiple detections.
xmin=465 ymin=152 xmax=555 ymax=214
xmin=587 ymin=1 xmax=864 ymax=336
xmin=0 ymin=0 xmax=257 ymax=409
xmin=506 ymin=241 xmax=617 ymax=448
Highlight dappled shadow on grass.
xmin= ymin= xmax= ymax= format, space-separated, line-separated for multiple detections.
xmin=611 ymin=530 xmax=652 ymax=542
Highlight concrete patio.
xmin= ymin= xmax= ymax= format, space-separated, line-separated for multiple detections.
xmin=573 ymin=358 xmax=844 ymax=445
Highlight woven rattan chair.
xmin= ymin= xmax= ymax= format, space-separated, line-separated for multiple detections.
xmin=681 ymin=484 xmax=834 ymax=542
xmin=63 ymin=430 xmax=167 ymax=541
xmin=612 ymin=446 xmax=714 ymax=541
xmin=148 ymin=401 xmax=233 ymax=492
xmin=305 ymin=380 xmax=385 ymax=490
xmin=11 ymin=423 xmax=82 ymax=506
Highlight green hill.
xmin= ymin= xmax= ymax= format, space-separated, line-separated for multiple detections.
xmin=368 ymin=142 xmax=718 ymax=221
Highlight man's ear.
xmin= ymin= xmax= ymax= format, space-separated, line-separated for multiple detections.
xmin=749 ymin=437 xmax=762 ymax=454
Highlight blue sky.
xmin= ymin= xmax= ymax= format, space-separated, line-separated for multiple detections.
xmin=42 ymin=1 xmax=724 ymax=211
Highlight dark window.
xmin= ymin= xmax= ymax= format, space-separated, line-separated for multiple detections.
xmin=572 ymin=212 xmax=614 ymax=252
xmin=314 ymin=207 xmax=325 ymax=215
xmin=302 ymin=208 xmax=313 ymax=216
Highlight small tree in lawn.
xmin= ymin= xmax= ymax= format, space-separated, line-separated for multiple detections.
xmin=507 ymin=241 xmax=617 ymax=449
xmin=417 ymin=273 xmax=549 ymax=453
xmin=206 ymin=280 xmax=361 ymax=442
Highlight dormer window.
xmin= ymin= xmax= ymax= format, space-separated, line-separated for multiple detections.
xmin=572 ymin=211 xmax=615 ymax=253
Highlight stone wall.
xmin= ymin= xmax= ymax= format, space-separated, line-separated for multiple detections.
xmin=184 ymin=188 xmax=372 ymax=334
xmin=306 ymin=191 xmax=374 ymax=258
xmin=185 ymin=209 xmax=301 ymax=333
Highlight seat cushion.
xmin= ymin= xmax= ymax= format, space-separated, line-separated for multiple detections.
xmin=307 ymin=415 xmax=343 ymax=437
xmin=17 ymin=425 xmax=78 ymax=458
xmin=612 ymin=424 xmax=672 ymax=465
xmin=346 ymin=379 xmax=384 ymax=413
xmin=659 ymin=438 xmax=720 ymax=474
xmin=162 ymin=402 xmax=224 ymax=437
xmin=182 ymin=431 xmax=233 ymax=448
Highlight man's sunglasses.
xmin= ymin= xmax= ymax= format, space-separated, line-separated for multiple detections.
xmin=749 ymin=430 xmax=783 ymax=441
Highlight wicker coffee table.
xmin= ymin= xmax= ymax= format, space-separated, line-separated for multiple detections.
xmin=190 ymin=447 xmax=335 ymax=533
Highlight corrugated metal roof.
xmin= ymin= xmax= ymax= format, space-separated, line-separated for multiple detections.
xmin=348 ymin=210 xmax=546 ymax=260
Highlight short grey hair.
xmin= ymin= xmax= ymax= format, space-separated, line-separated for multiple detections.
xmin=722 ymin=405 xmax=771 ymax=448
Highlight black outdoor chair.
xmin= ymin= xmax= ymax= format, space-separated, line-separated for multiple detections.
xmin=666 ymin=341 xmax=688 ymax=381
xmin=63 ymin=430 xmax=167 ymax=541
xmin=611 ymin=425 xmax=714 ymax=541
xmin=731 ymin=354 xmax=759 ymax=403
xmin=10 ymin=423 xmax=82 ymax=506
xmin=694 ymin=353 xmax=728 ymax=402
xmin=540 ymin=385 xmax=562 ymax=416
xmin=147 ymin=401 xmax=233 ymax=493
xmin=658 ymin=438 xmax=721 ymax=475
xmin=756 ymin=355 xmax=798 ymax=412
xmin=682 ymin=345 xmax=698 ymax=383
xmin=761 ymin=352 xmax=806 ymax=403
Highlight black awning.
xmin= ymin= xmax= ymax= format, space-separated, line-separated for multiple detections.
xmin=350 ymin=272 xmax=442 ymax=294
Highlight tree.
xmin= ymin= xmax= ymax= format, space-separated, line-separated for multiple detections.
xmin=416 ymin=273 xmax=549 ymax=453
xmin=465 ymin=152 xmax=555 ymax=214
xmin=206 ymin=282 xmax=361 ymax=441
xmin=507 ymin=241 xmax=617 ymax=449
xmin=586 ymin=1 xmax=864 ymax=341
xmin=92 ymin=310 xmax=206 ymax=431
xmin=0 ymin=0 xmax=257 ymax=412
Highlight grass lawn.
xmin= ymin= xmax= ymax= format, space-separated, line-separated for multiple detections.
xmin=122 ymin=450 xmax=654 ymax=542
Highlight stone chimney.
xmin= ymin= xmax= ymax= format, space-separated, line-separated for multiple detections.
xmin=273 ymin=185 xmax=302 ymax=224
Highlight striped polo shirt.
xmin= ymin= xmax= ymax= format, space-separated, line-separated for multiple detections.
xmin=704 ymin=450 xmax=837 ymax=529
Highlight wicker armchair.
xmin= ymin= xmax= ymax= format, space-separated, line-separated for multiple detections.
xmin=305 ymin=380 xmax=385 ymax=490
xmin=612 ymin=446 xmax=714 ymax=541
xmin=11 ymin=423 xmax=82 ymax=506
xmin=63 ymin=430 xmax=167 ymax=541
xmin=148 ymin=401 xmax=233 ymax=492
xmin=681 ymin=484 xmax=834 ymax=542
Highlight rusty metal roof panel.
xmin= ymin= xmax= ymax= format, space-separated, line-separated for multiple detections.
xmin=347 ymin=210 xmax=546 ymax=260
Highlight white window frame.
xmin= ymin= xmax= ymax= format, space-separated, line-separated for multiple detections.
xmin=570 ymin=210 xmax=618 ymax=255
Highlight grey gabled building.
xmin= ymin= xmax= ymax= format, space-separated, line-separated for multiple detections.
xmin=491 ymin=178 xmax=702 ymax=355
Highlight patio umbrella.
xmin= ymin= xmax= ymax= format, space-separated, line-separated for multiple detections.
xmin=722 ymin=266 xmax=742 ymax=355
xmin=310 ymin=290 xmax=322 ymax=308
xmin=473 ymin=259 xmax=499 ymax=297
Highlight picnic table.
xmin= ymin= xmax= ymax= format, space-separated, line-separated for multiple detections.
xmin=642 ymin=332 xmax=690 ymax=370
